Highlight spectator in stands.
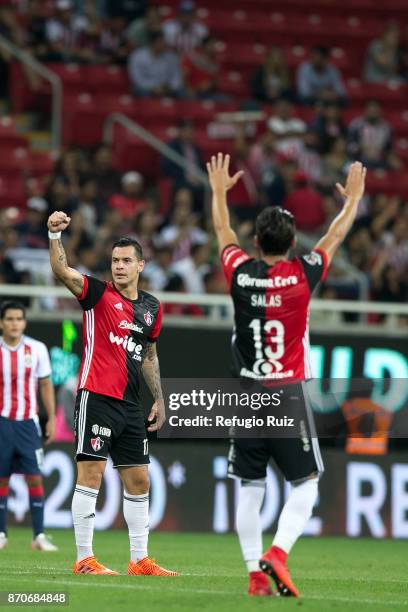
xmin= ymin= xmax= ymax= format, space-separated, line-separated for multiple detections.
xmin=267 ymin=99 xmax=307 ymax=158
xmin=251 ymin=46 xmax=293 ymax=104
xmin=105 ymin=0 xmax=147 ymax=22
xmin=163 ymin=0 xmax=208 ymax=56
xmin=53 ymin=149 xmax=84 ymax=197
xmin=98 ymin=16 xmax=129 ymax=64
xmin=15 ymin=197 xmax=49 ymax=249
xmin=319 ymin=137 xmax=348 ymax=193
xmin=311 ymin=102 xmax=347 ymax=154
xmin=249 ymin=129 xmax=278 ymax=185
xmin=364 ymin=22 xmax=400 ymax=83
xmin=227 ymin=131 xmax=259 ymax=214
xmin=91 ymin=145 xmax=121 ymax=203
xmin=371 ymin=247 xmax=407 ymax=304
xmin=128 ymin=30 xmax=184 ymax=97
xmin=159 ymin=188 xmax=207 ymax=261
xmin=23 ymin=0 xmax=48 ymax=59
xmin=131 ymin=209 xmax=161 ymax=262
xmin=70 ymin=177 xmax=100 ymax=234
xmin=345 ymin=227 xmax=373 ymax=272
xmin=283 ymin=170 xmax=326 ymax=233
xmin=182 ymin=35 xmax=222 ymax=100
xmin=0 ymin=4 xmax=25 ymax=95
xmin=296 ymin=46 xmax=347 ymax=106
xmin=45 ymin=0 xmax=86 ymax=62
xmin=259 ymin=157 xmax=298 ymax=208
xmin=126 ymin=6 xmax=162 ymax=49
xmin=45 ymin=178 xmax=72 ymax=217
xmin=143 ymin=245 xmax=175 ymax=290
xmin=347 ymin=100 xmax=398 ymax=170
xmin=170 ymin=242 xmax=211 ymax=293
xmin=108 ymin=171 xmax=148 ymax=220
xmin=161 ymin=119 xmax=205 ymax=207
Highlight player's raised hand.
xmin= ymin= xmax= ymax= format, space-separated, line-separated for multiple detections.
xmin=147 ymin=399 xmax=166 ymax=432
xmin=47 ymin=211 xmax=71 ymax=233
xmin=206 ymin=153 xmax=244 ymax=193
xmin=336 ymin=162 xmax=367 ymax=202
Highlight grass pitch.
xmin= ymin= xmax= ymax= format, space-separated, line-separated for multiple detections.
xmin=0 ymin=528 xmax=407 ymax=611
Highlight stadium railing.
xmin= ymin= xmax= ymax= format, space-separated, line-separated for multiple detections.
xmin=0 ymin=33 xmax=62 ymax=150
xmin=0 ymin=284 xmax=407 ymax=334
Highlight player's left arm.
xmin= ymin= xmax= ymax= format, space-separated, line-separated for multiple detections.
xmin=206 ymin=153 xmax=244 ymax=254
xmin=38 ymin=377 xmax=56 ymax=445
xmin=142 ymin=342 xmax=165 ymax=432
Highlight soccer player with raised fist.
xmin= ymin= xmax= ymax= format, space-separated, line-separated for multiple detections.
xmin=47 ymin=211 xmax=178 ymax=576
xmin=207 ymin=154 xmax=366 ymax=597
xmin=0 ymin=301 xmax=57 ymax=552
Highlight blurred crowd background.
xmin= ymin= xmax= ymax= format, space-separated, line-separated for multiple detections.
xmin=0 ymin=0 xmax=406 ymax=313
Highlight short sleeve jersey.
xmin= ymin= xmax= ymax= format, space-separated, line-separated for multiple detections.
xmin=77 ymin=276 xmax=162 ymax=405
xmin=221 ymin=245 xmax=328 ymax=381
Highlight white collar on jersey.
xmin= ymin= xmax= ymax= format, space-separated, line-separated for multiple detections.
xmin=0 ymin=335 xmax=26 ymax=352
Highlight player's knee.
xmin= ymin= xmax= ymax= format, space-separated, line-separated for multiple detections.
xmin=76 ymin=461 xmax=105 ymax=490
xmin=25 ymin=475 xmax=42 ymax=488
xmin=120 ymin=469 xmax=149 ymax=495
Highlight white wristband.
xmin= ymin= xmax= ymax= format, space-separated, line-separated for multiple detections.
xmin=48 ymin=231 xmax=61 ymax=240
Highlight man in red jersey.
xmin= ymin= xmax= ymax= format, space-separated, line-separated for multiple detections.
xmin=0 ymin=301 xmax=57 ymax=552
xmin=207 ymin=154 xmax=366 ymax=598
xmin=47 ymin=211 xmax=178 ymax=577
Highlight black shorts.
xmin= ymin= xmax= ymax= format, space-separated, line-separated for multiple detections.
xmin=227 ymin=382 xmax=324 ymax=483
xmin=74 ymin=389 xmax=149 ymax=468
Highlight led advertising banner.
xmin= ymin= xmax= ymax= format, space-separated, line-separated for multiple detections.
xmin=7 ymin=443 xmax=408 ymax=538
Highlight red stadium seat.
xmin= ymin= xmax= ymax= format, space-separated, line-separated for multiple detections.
xmin=83 ymin=65 xmax=130 ymax=95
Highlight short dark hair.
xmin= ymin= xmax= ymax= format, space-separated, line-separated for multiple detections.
xmin=255 ymin=207 xmax=295 ymax=255
xmin=112 ymin=237 xmax=144 ymax=260
xmin=0 ymin=300 xmax=26 ymax=320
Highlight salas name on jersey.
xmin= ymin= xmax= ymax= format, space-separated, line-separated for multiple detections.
xmin=221 ymin=244 xmax=328 ymax=381
xmin=77 ymin=275 xmax=162 ymax=404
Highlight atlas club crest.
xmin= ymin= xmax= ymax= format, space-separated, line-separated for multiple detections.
xmin=144 ymin=311 xmax=153 ymax=326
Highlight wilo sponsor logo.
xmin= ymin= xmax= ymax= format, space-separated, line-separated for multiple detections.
xmin=118 ymin=320 xmax=143 ymax=333
xmin=109 ymin=332 xmax=143 ymax=361
xmin=237 ymin=273 xmax=298 ymax=289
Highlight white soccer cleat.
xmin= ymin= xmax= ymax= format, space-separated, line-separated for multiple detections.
xmin=32 ymin=533 xmax=58 ymax=552
xmin=0 ymin=532 xmax=7 ymax=550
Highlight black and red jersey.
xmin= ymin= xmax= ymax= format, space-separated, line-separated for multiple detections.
xmin=221 ymin=244 xmax=328 ymax=382
xmin=77 ymin=275 xmax=162 ymax=405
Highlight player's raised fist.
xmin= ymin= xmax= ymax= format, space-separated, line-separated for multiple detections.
xmin=47 ymin=211 xmax=71 ymax=233
xmin=206 ymin=153 xmax=244 ymax=193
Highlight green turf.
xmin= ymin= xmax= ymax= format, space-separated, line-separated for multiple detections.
xmin=0 ymin=529 xmax=407 ymax=611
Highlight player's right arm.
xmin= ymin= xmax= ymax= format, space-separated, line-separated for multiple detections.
xmin=314 ymin=161 xmax=366 ymax=265
xmin=206 ymin=153 xmax=244 ymax=254
xmin=47 ymin=211 xmax=84 ymax=297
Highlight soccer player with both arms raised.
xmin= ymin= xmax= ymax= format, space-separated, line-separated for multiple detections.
xmin=207 ymin=153 xmax=366 ymax=597
xmin=47 ymin=211 xmax=178 ymax=576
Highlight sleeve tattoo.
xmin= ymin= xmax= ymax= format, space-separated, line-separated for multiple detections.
xmin=142 ymin=343 xmax=164 ymax=400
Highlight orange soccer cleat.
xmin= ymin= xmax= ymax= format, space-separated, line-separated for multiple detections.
xmin=73 ymin=556 xmax=119 ymax=575
xmin=128 ymin=557 xmax=179 ymax=576
xmin=248 ymin=571 xmax=274 ymax=597
xmin=259 ymin=546 xmax=299 ymax=598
